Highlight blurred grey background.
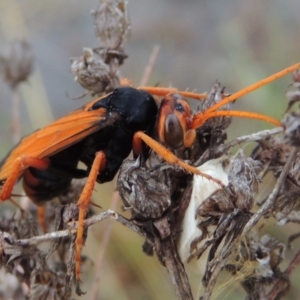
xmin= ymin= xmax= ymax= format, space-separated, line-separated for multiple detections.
xmin=0 ymin=0 xmax=299 ymax=299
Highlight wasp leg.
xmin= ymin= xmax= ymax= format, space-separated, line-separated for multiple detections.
xmin=0 ymin=156 xmax=50 ymax=231
xmin=75 ymin=151 xmax=106 ymax=293
xmin=138 ymin=86 xmax=207 ymax=100
xmin=36 ymin=207 xmax=47 ymax=233
xmin=0 ymin=156 xmax=50 ymax=201
xmin=133 ymin=131 xmax=224 ymax=186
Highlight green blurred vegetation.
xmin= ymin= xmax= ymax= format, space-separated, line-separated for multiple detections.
xmin=0 ymin=0 xmax=300 ymax=299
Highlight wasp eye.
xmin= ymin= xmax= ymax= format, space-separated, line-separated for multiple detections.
xmin=175 ymin=102 xmax=184 ymax=112
xmin=164 ymin=114 xmax=184 ymax=149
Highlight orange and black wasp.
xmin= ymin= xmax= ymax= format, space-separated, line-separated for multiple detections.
xmin=0 ymin=62 xmax=299 ymax=291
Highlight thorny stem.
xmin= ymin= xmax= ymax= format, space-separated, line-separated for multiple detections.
xmin=243 ymin=147 xmax=298 ymax=234
xmin=13 ymin=209 xmax=147 ymax=246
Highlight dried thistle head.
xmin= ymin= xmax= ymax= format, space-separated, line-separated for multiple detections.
xmin=226 ymin=150 xmax=261 ymax=211
xmin=70 ymin=0 xmax=131 ymax=95
xmin=0 ymin=39 xmax=34 ymax=89
xmin=92 ymin=0 xmax=131 ymax=50
xmin=117 ymin=158 xmax=172 ymax=219
xmin=192 ymin=82 xmax=233 ymax=164
xmin=197 ymin=151 xmax=260 ymax=217
xmin=196 ymin=82 xmax=233 ymax=134
xmin=70 ymin=47 xmax=113 ymax=94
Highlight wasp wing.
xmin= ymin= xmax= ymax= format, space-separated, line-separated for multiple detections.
xmin=0 ymin=106 xmax=120 ymax=181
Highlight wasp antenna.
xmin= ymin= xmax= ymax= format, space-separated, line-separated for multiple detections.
xmin=204 ymin=62 xmax=300 ymax=115
xmin=178 ymin=90 xmax=207 ymax=100
xmin=191 ymin=110 xmax=281 ymax=129
xmin=139 ymin=86 xmax=207 ymax=100
xmin=138 ymin=86 xmax=178 ymax=96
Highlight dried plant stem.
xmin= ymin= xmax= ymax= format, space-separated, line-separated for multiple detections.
xmin=91 ymin=191 xmax=120 ymax=300
xmin=160 ymin=236 xmax=193 ymax=300
xmin=201 ymin=257 xmax=226 ymax=300
xmin=139 ymin=44 xmax=160 ymax=86
xmin=13 ymin=209 xmax=146 ymax=247
xmin=243 ymin=147 xmax=298 ymax=234
xmin=220 ymin=127 xmax=283 ymax=153
xmin=11 ymin=88 xmax=21 ymax=144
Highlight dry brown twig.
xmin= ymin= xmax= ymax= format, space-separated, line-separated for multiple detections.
xmin=6 ymin=209 xmax=145 ymax=248
xmin=139 ymin=44 xmax=160 ymax=86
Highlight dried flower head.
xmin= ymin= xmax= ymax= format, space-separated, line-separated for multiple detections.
xmin=70 ymin=48 xmax=113 ymax=94
xmin=92 ymin=0 xmax=131 ymax=49
xmin=192 ymin=82 xmax=233 ymax=165
xmin=118 ymin=158 xmax=172 ymax=219
xmin=0 ymin=39 xmax=34 ymax=89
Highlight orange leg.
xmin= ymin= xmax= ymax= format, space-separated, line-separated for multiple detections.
xmin=133 ymin=131 xmax=224 ymax=186
xmin=75 ymin=151 xmax=106 ymax=289
xmin=0 ymin=156 xmax=50 ymax=232
xmin=37 ymin=206 xmax=47 ymax=233
xmin=190 ymin=110 xmax=282 ymax=129
xmin=0 ymin=156 xmax=50 ymax=201
xmin=138 ymin=86 xmax=207 ymax=100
